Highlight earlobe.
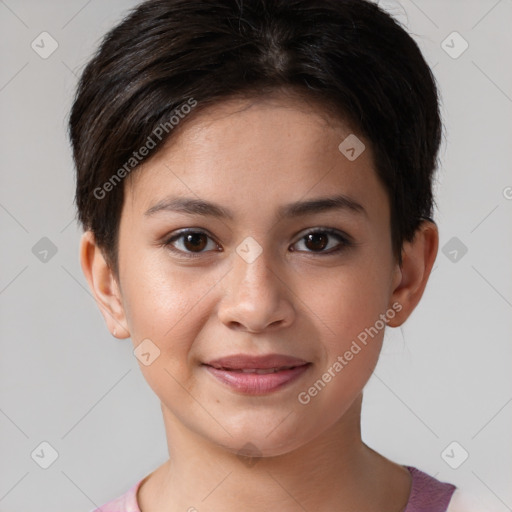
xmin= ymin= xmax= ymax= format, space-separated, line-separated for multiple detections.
xmin=79 ymin=231 xmax=131 ymax=339
xmin=387 ymin=220 xmax=439 ymax=328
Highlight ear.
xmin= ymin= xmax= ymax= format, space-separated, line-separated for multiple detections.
xmin=387 ymin=220 xmax=439 ymax=328
xmin=79 ymin=230 xmax=130 ymax=339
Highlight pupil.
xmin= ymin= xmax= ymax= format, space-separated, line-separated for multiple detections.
xmin=305 ymin=233 xmax=327 ymax=251
xmin=185 ymin=233 xmax=207 ymax=251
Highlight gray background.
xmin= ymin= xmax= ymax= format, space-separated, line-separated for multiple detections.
xmin=1 ymin=0 xmax=511 ymax=510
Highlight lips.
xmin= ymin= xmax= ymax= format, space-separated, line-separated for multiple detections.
xmin=203 ymin=354 xmax=311 ymax=395
xmin=204 ymin=354 xmax=309 ymax=371
xmin=220 ymin=367 xmax=295 ymax=374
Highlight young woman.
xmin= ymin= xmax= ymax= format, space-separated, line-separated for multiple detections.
xmin=69 ymin=1 xmax=476 ymax=510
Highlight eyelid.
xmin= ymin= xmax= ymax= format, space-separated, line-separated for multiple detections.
xmin=293 ymin=226 xmax=352 ymax=243
xmin=166 ymin=227 xmax=218 ymax=242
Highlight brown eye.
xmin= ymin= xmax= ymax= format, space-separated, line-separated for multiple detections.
xmin=182 ymin=232 xmax=208 ymax=252
xmin=304 ymin=232 xmax=329 ymax=252
xmin=291 ymin=229 xmax=351 ymax=254
xmin=164 ymin=230 xmax=219 ymax=257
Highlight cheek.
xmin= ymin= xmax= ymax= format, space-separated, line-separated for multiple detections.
xmin=305 ymin=260 xmax=391 ymax=350
xmin=296 ymin=268 xmax=387 ymax=416
xmin=119 ymin=262 xmax=209 ymax=405
xmin=119 ymin=252 xmax=223 ymax=369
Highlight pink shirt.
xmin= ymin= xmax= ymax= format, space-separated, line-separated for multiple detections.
xmin=92 ymin=465 xmax=456 ymax=512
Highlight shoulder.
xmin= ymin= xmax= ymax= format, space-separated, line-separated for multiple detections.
xmin=404 ymin=465 xmax=456 ymax=511
xmin=88 ymin=478 xmax=144 ymax=512
xmin=404 ymin=467 xmax=501 ymax=512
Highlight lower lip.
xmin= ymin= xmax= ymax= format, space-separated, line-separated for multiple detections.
xmin=203 ymin=364 xmax=311 ymax=395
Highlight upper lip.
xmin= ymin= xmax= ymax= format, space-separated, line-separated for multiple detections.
xmin=204 ymin=354 xmax=310 ymax=370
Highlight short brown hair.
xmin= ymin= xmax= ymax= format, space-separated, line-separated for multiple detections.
xmin=69 ymin=0 xmax=442 ymax=276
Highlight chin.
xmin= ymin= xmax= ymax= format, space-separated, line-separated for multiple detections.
xmin=221 ymin=438 xmax=303 ymax=460
xmin=210 ymin=421 xmax=312 ymax=459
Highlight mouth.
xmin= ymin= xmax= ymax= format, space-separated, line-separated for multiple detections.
xmin=202 ymin=354 xmax=312 ymax=395
xmin=209 ymin=365 xmax=301 ymax=374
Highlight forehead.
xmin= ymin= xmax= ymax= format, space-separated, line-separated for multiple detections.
xmin=123 ymin=92 xmax=387 ymax=223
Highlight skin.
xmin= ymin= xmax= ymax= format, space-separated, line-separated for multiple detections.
xmin=80 ymin=91 xmax=438 ymax=512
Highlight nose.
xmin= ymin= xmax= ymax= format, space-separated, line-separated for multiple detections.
xmin=217 ymin=245 xmax=296 ymax=333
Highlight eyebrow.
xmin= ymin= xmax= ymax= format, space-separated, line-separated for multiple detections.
xmin=144 ymin=194 xmax=367 ymax=220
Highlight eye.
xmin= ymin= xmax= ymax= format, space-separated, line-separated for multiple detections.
xmin=290 ymin=228 xmax=351 ymax=255
xmin=163 ymin=227 xmax=352 ymax=259
xmin=163 ymin=229 xmax=220 ymax=258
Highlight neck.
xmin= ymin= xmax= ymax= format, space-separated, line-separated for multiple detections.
xmin=137 ymin=394 xmax=412 ymax=512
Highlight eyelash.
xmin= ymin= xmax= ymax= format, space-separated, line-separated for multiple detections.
xmin=162 ymin=228 xmax=353 ymax=259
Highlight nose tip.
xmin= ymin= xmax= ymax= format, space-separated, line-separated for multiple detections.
xmin=217 ymin=253 xmax=295 ymax=333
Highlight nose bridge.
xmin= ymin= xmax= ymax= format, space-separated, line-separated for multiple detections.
xmin=232 ymin=240 xmax=280 ymax=304
xmin=218 ymin=238 xmax=294 ymax=331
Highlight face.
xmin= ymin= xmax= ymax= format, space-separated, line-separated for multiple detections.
xmin=112 ymin=93 xmax=402 ymax=456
